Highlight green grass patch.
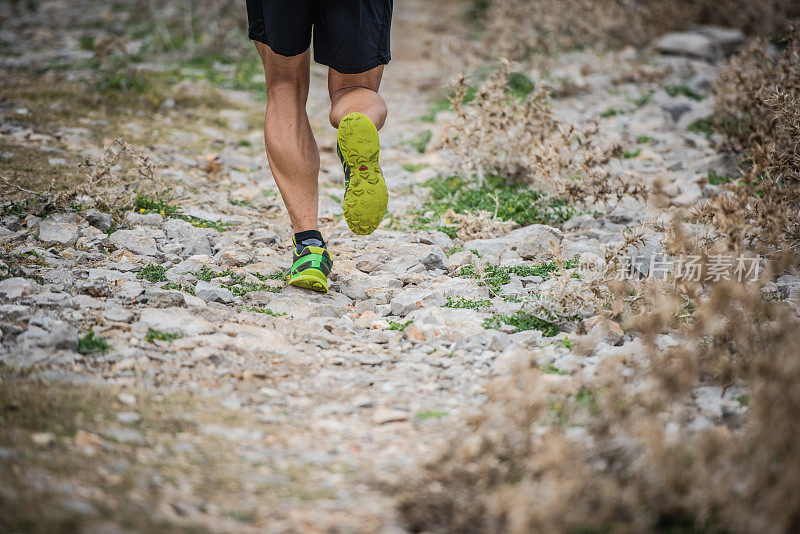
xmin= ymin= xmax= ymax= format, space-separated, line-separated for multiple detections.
xmin=78 ymin=35 xmax=96 ymax=51
xmin=444 ymin=296 xmax=492 ymax=310
xmin=228 ymin=198 xmax=252 ymax=207
xmin=3 ymin=201 xmax=27 ymax=217
xmin=707 ymin=169 xmax=735 ymax=185
xmin=242 ymin=306 xmax=285 ymax=317
xmin=575 ymin=387 xmax=600 ymax=415
xmin=506 ymin=71 xmax=536 ymax=99
xmin=77 ymin=329 xmax=111 ymax=355
xmin=635 ymin=135 xmax=654 ymax=144
xmin=190 ymin=266 xmax=281 ymax=295
xmin=136 ymin=263 xmax=167 ymax=283
xmin=136 ymin=195 xmax=230 ymax=231
xmin=483 ymin=310 xmax=559 ymax=337
xmin=417 ymin=175 xmax=575 ymax=229
xmin=406 ymin=130 xmax=432 ymax=154
xmin=388 ymin=320 xmax=412 ymax=331
xmin=227 ymin=277 xmax=281 ymax=297
xmin=420 ymin=97 xmax=452 ymax=122
xmin=182 ymin=54 xmax=266 ymax=95
xmin=415 ymin=410 xmax=448 ymax=420
xmin=161 ymin=282 xmax=195 ymax=295
xmin=622 ymin=148 xmax=642 ymax=159
xmin=191 ymin=266 xmax=234 ymax=282
xmin=1 ymin=263 xmax=45 ymax=285
xmin=541 ymin=363 xmax=569 ymax=375
xmin=445 ymin=246 xmax=464 ymax=258
xmin=222 ymin=510 xmax=257 ymax=523
xmin=665 ymin=84 xmax=705 ymax=101
xmin=687 ymin=116 xmax=715 ymax=137
xmin=144 ymin=328 xmax=180 ymax=342
xmin=460 ymin=259 xmax=578 ymax=293
xmin=600 ymin=108 xmax=623 ymax=118
xmin=402 ymin=163 xmax=430 ymax=173
xmin=253 ymin=271 xmax=286 ymax=281
xmin=630 ymin=90 xmax=655 ymax=107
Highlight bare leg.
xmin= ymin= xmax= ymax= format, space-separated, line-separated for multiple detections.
xmin=254 ymin=42 xmax=319 ymax=233
xmin=328 ymin=65 xmax=387 ymax=130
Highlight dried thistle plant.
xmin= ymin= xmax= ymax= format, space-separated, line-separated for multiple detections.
xmin=397 ymin=251 xmax=800 ymax=533
xmin=397 ymin=28 xmax=800 ymax=527
xmin=442 ymin=209 xmax=517 ymax=240
xmin=446 ymin=61 xmax=645 ymax=211
xmin=701 ymin=25 xmax=800 ymax=251
xmin=0 ymin=138 xmax=170 ymax=220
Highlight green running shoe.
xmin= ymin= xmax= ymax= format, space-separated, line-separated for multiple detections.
xmin=336 ymin=112 xmax=388 ymax=235
xmin=284 ymin=238 xmax=333 ymax=293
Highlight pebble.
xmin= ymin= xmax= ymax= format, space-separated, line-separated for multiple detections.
xmin=31 ymin=432 xmax=55 ymax=446
xmin=102 ymin=427 xmax=144 ymax=444
xmin=117 ymin=393 xmax=137 ymax=406
xmin=194 ymin=281 xmax=234 ymax=304
xmin=116 ymin=411 xmax=141 ymax=425
xmin=373 ymin=409 xmax=409 ymax=424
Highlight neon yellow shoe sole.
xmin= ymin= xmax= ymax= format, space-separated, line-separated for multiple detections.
xmin=285 ymin=268 xmax=329 ymax=293
xmin=337 ymin=112 xmax=388 ymax=235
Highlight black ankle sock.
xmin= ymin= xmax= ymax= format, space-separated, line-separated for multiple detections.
xmin=294 ymin=230 xmax=325 ymax=249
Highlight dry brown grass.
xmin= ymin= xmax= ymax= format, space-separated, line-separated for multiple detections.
xmin=478 ymin=0 xmax=800 ymax=59
xmin=397 ymin=256 xmax=800 ymax=533
xmin=0 ymin=138 xmax=171 ymax=220
xmin=701 ymin=25 xmax=800 ymax=251
xmin=446 ymin=60 xmax=645 ymax=211
xmin=397 ymin=25 xmax=800 ymax=531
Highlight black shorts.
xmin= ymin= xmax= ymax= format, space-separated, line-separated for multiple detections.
xmin=246 ymin=0 xmax=393 ymax=74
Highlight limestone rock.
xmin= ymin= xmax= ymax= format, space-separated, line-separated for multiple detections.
xmin=82 ymin=209 xmax=113 ymax=232
xmin=390 ymin=287 xmax=446 ymax=316
xmin=138 ymin=307 xmax=215 ymax=336
xmin=108 ymin=229 xmax=159 ymax=257
xmin=37 ymin=220 xmax=80 ymax=246
xmin=0 ymin=277 xmax=42 ymax=300
xmin=164 ymin=218 xmax=214 ymax=257
xmin=195 ymin=280 xmax=234 ymax=304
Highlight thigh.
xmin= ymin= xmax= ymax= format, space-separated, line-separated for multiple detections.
xmin=314 ymin=0 xmax=393 ymax=75
xmin=246 ymin=0 xmax=315 ymax=57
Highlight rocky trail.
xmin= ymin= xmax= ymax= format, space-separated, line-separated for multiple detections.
xmin=0 ymin=1 xmax=771 ymax=532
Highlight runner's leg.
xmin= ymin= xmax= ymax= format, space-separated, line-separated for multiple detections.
xmin=255 ymin=42 xmax=320 ymax=232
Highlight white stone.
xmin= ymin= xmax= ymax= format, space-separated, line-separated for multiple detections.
xmin=108 ymin=228 xmax=159 ymax=257
xmin=37 ymin=220 xmax=80 ymax=246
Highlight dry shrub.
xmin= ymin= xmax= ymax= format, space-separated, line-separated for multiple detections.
xmin=0 ymin=138 xmax=170 ymax=220
xmin=702 ymin=25 xmax=800 ymax=250
xmin=397 ymin=264 xmax=800 ymax=533
xmin=400 ymin=44 xmax=800 ymax=524
xmin=443 ymin=208 xmax=518 ymax=240
xmin=446 ymin=60 xmax=644 ymax=209
xmin=479 ymin=0 xmax=800 ymax=59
